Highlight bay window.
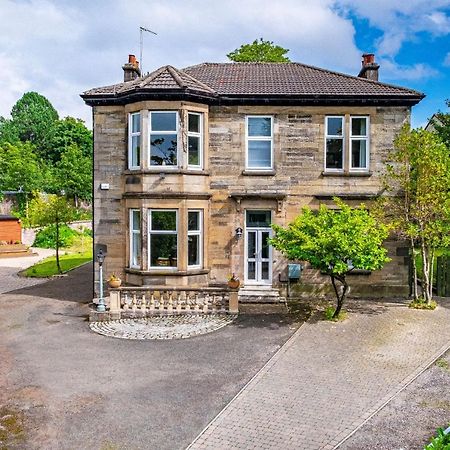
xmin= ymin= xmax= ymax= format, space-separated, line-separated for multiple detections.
xmin=149 ymin=210 xmax=178 ymax=268
xmin=188 ymin=210 xmax=202 ymax=268
xmin=188 ymin=113 xmax=203 ymax=168
xmin=129 ymin=209 xmax=141 ymax=268
xmin=246 ymin=116 xmax=273 ymax=170
xmin=150 ymin=111 xmax=178 ymax=166
xmin=128 ymin=112 xmax=141 ymax=169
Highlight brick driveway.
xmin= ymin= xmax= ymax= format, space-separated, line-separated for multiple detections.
xmin=188 ymin=300 xmax=450 ymax=450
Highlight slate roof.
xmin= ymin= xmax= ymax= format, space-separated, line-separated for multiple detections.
xmin=83 ymin=65 xmax=215 ymax=96
xmin=82 ymin=62 xmax=424 ymax=105
xmin=183 ymin=62 xmax=422 ymax=97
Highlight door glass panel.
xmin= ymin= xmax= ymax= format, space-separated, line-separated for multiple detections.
xmin=246 ymin=211 xmax=271 ymax=228
xmin=247 ymin=261 xmax=256 ymax=280
xmin=261 ymin=262 xmax=269 ymax=280
xmin=247 ymin=232 xmax=256 ymax=258
xmin=261 ymin=232 xmax=270 ymax=259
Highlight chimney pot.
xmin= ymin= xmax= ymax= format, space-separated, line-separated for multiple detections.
xmin=123 ymin=54 xmax=141 ymax=82
xmin=362 ymin=53 xmax=375 ymax=66
xmin=358 ymin=53 xmax=380 ymax=82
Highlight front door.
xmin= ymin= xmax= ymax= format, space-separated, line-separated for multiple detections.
xmin=245 ymin=210 xmax=272 ymax=285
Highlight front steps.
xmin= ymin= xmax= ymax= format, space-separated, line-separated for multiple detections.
xmin=238 ymin=286 xmax=285 ymax=304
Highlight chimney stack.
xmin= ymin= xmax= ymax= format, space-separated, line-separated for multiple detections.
xmin=358 ymin=53 xmax=380 ymax=82
xmin=122 ymin=54 xmax=141 ymax=82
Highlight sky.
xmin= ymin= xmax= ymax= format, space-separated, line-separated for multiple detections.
xmin=0 ymin=0 xmax=449 ymax=128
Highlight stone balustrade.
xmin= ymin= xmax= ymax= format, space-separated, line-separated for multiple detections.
xmin=108 ymin=286 xmax=239 ymax=319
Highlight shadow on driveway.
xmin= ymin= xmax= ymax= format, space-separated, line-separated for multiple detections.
xmin=9 ymin=262 xmax=93 ymax=303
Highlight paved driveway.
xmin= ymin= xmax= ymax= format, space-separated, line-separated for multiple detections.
xmin=0 ymin=265 xmax=299 ymax=450
xmin=189 ymin=300 xmax=450 ymax=450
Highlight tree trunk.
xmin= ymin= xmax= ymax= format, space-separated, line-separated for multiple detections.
xmin=429 ymin=248 xmax=435 ymax=302
xmin=331 ymin=275 xmax=348 ymax=319
xmin=410 ymin=238 xmax=418 ymax=300
xmin=55 ymin=219 xmax=62 ymax=274
xmin=421 ymin=241 xmax=431 ymax=304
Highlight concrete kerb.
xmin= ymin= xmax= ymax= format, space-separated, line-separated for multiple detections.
xmin=333 ymin=337 xmax=450 ymax=449
xmin=186 ymin=318 xmax=309 ymax=450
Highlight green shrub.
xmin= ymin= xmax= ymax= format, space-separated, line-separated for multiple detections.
xmin=409 ymin=298 xmax=438 ymax=310
xmin=324 ymin=306 xmax=347 ymax=321
xmin=424 ymin=426 xmax=450 ymax=449
xmin=33 ymin=224 xmax=78 ymax=249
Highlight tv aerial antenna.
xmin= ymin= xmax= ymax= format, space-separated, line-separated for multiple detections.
xmin=140 ymin=26 xmax=157 ymax=75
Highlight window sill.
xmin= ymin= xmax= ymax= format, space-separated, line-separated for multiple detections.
xmin=125 ymin=268 xmax=210 ymax=276
xmin=321 ymin=171 xmax=372 ymax=177
xmin=242 ymin=169 xmax=276 ymax=176
xmin=124 ymin=169 xmax=209 ymax=176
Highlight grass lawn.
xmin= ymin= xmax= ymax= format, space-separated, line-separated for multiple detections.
xmin=23 ymin=250 xmax=92 ymax=277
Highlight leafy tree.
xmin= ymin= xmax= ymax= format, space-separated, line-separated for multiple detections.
xmin=0 ymin=142 xmax=45 ymax=193
xmin=431 ymin=99 xmax=450 ymax=150
xmin=28 ymin=194 xmax=77 ymax=273
xmin=49 ymin=116 xmax=93 ymax=162
xmin=270 ymin=199 xmax=390 ymax=318
xmin=0 ymin=92 xmax=59 ymax=160
xmin=55 ymin=144 xmax=92 ymax=204
xmin=378 ymin=125 xmax=450 ymax=304
xmin=227 ymin=38 xmax=291 ymax=62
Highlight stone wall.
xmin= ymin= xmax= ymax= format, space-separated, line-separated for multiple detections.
xmin=92 ymin=102 xmax=411 ymax=298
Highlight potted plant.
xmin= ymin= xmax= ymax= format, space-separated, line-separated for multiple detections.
xmin=107 ymin=273 xmax=122 ymax=288
xmin=227 ymin=273 xmax=240 ymax=289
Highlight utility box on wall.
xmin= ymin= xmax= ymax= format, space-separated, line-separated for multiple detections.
xmin=288 ymin=263 xmax=302 ymax=280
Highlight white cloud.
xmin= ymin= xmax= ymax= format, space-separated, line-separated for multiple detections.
xmin=378 ymin=58 xmax=439 ymax=81
xmin=0 ymin=0 xmax=446 ymax=126
xmin=444 ymin=52 xmax=450 ymax=67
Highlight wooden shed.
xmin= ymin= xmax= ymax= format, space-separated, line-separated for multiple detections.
xmin=0 ymin=215 xmax=22 ymax=243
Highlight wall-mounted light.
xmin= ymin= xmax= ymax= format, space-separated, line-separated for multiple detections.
xmin=235 ymin=227 xmax=243 ymax=239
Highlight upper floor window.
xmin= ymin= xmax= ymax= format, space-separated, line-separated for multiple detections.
xmin=246 ymin=116 xmax=273 ymax=170
xmin=325 ymin=116 xmax=344 ymax=171
xmin=150 ymin=111 xmax=178 ymax=166
xmin=350 ymin=116 xmax=369 ymax=171
xmin=325 ymin=115 xmax=370 ymax=172
xmin=188 ymin=112 xmax=203 ymax=168
xmin=128 ymin=113 xmax=141 ymax=169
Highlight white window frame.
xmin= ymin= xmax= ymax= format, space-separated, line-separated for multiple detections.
xmin=349 ymin=116 xmax=370 ymax=172
xmin=187 ymin=112 xmax=203 ymax=169
xmin=187 ymin=209 xmax=203 ymax=269
xmin=149 ymin=111 xmax=179 ymax=169
xmin=129 ymin=209 xmax=141 ymax=269
xmin=245 ymin=115 xmax=274 ymax=171
xmin=128 ymin=112 xmax=141 ymax=170
xmin=324 ymin=115 xmax=345 ymax=172
xmin=148 ymin=209 xmax=178 ymax=270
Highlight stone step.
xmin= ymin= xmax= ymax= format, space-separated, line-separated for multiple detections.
xmin=239 ymin=287 xmax=283 ymax=304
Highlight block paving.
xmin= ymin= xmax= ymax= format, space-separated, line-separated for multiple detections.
xmin=90 ymin=313 xmax=237 ymax=340
xmin=188 ymin=300 xmax=450 ymax=450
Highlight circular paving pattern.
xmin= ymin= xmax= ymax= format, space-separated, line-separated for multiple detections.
xmin=89 ymin=314 xmax=237 ymax=340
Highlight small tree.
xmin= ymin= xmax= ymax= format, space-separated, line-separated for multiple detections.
xmin=431 ymin=99 xmax=450 ymax=150
xmin=28 ymin=194 xmax=77 ymax=273
xmin=270 ymin=199 xmax=390 ymax=318
xmin=55 ymin=144 xmax=92 ymax=205
xmin=227 ymin=38 xmax=291 ymax=62
xmin=379 ymin=125 xmax=450 ymax=304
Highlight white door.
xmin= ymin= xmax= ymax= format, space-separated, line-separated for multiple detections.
xmin=245 ymin=210 xmax=272 ymax=285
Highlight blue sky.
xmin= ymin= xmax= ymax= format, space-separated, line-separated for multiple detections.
xmin=0 ymin=0 xmax=448 ymax=128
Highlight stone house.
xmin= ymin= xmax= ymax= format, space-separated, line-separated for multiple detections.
xmin=82 ymin=54 xmax=424 ymax=302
